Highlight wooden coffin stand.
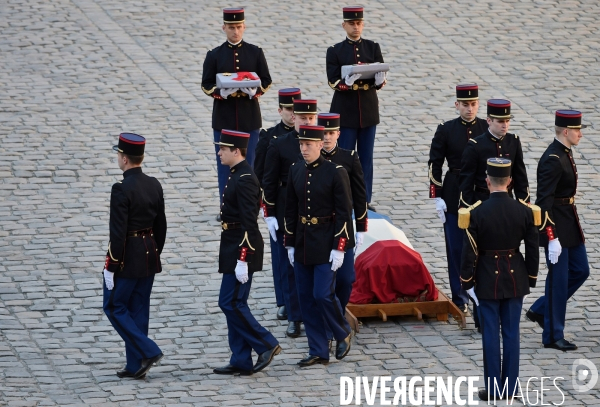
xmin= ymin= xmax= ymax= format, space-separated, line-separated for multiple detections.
xmin=344 ymin=290 xmax=466 ymax=333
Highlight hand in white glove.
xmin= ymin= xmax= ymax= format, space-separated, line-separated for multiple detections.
xmin=259 ymin=206 xmax=266 ymax=219
xmin=103 ymin=269 xmax=114 ymax=290
xmin=329 ymin=249 xmax=345 ymax=271
xmin=345 ymin=73 xmax=362 ymax=86
xmin=286 ymin=247 xmax=295 ymax=267
xmin=354 ymin=232 xmax=365 ymax=253
xmin=265 ymin=216 xmax=279 ymax=242
xmin=435 ymin=197 xmax=447 ymax=224
xmin=235 ymin=260 xmax=249 ymax=284
xmin=374 ymin=71 xmax=386 ymax=86
xmin=466 ymin=287 xmax=479 ymax=307
xmin=220 ymin=87 xmax=239 ymax=99
xmin=548 ymin=238 xmax=562 ymax=264
xmin=240 ymin=87 xmax=257 ymax=97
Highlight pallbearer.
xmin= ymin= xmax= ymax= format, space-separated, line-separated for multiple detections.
xmin=284 ymin=125 xmax=354 ymax=367
xmin=254 ymin=88 xmax=300 ymax=321
xmin=460 ymin=158 xmax=539 ymax=401
xmin=213 ymin=130 xmax=281 ymax=376
xmin=428 ymin=84 xmax=488 ymax=315
xmin=262 ymin=99 xmax=319 ymax=338
xmin=320 ymin=112 xmax=368 ymax=310
xmin=201 ymin=7 xmax=272 ymax=217
xmin=526 ymin=110 xmax=590 ymax=351
xmin=326 ymin=6 xmax=387 ymax=209
xmin=103 ymin=133 xmax=167 ymax=379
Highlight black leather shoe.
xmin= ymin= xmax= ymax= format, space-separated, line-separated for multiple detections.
xmin=116 ymin=368 xmax=145 ymax=379
xmin=276 ymin=306 xmax=287 ymax=320
xmin=544 ymin=338 xmax=577 ymax=351
xmin=286 ymin=321 xmax=301 ymax=338
xmin=367 ymin=204 xmax=376 ymax=212
xmin=297 ymin=355 xmax=329 ymax=367
xmin=478 ymin=389 xmax=489 ymax=401
xmin=335 ymin=332 xmax=352 ymax=360
xmin=133 ymin=352 xmax=163 ymax=379
xmin=252 ymin=344 xmax=281 ymax=373
xmin=526 ymin=309 xmax=545 ymax=329
xmin=213 ymin=364 xmax=253 ymax=376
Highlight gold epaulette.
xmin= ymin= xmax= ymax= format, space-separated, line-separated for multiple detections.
xmin=519 ymin=199 xmax=542 ymax=226
xmin=458 ymin=200 xmax=482 ymax=229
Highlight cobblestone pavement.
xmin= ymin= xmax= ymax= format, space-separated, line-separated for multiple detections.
xmin=1 ymin=0 xmax=599 ymax=405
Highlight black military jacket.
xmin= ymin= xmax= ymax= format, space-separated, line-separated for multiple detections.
xmin=104 ymin=167 xmax=167 ymax=279
xmin=284 ymin=156 xmax=355 ymax=265
xmin=460 ymin=192 xmax=539 ymax=299
xmin=254 ymin=121 xmax=294 ymax=186
xmin=326 ymin=37 xmax=385 ymax=128
xmin=261 ymin=129 xmax=300 ymax=226
xmin=535 ymin=139 xmax=585 ymax=248
xmin=219 ymin=160 xmax=264 ymax=274
xmin=321 ymin=145 xmax=368 ymax=232
xmin=201 ymin=40 xmax=272 ymax=131
xmin=428 ymin=117 xmax=488 ymax=214
xmin=459 ymin=130 xmax=530 ymax=208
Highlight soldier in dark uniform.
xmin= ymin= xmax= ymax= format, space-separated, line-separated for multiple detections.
xmin=262 ymin=99 xmax=318 ymax=338
xmin=428 ymin=84 xmax=488 ymax=314
xmin=201 ymin=8 xmax=272 ymax=213
xmin=212 ymin=130 xmax=281 ymax=376
xmin=254 ymin=88 xmax=300 ymax=320
xmin=459 ymin=99 xmax=530 ymax=209
xmin=103 ymin=133 xmax=167 ymax=379
xmin=460 ymin=158 xmax=539 ymax=402
xmin=526 ymin=110 xmax=590 ymax=351
xmin=320 ymin=112 xmax=368 ymax=311
xmin=326 ymin=6 xmax=387 ymax=208
xmin=284 ymin=125 xmax=354 ymax=367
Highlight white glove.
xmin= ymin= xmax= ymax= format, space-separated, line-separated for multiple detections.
xmin=329 ymin=249 xmax=345 ymax=271
xmin=374 ymin=71 xmax=386 ymax=86
xmin=286 ymin=247 xmax=295 ymax=267
xmin=354 ymin=232 xmax=365 ymax=253
xmin=548 ymin=238 xmax=562 ymax=265
xmin=259 ymin=206 xmax=266 ymax=219
xmin=103 ymin=269 xmax=114 ymax=290
xmin=235 ymin=260 xmax=249 ymax=284
xmin=466 ymin=287 xmax=479 ymax=307
xmin=220 ymin=87 xmax=239 ymax=99
xmin=435 ymin=197 xmax=447 ymax=224
xmin=265 ymin=217 xmax=279 ymax=242
xmin=345 ymin=73 xmax=362 ymax=86
xmin=240 ymin=87 xmax=257 ymax=97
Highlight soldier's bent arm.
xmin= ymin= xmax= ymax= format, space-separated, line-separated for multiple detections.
xmin=201 ymin=50 xmax=222 ymax=99
xmin=459 ymin=141 xmax=478 ymax=208
xmin=255 ymin=49 xmax=272 ymax=96
xmin=524 ymin=211 xmax=540 ymax=287
xmin=105 ymin=183 xmax=129 ymax=272
xmin=535 ymin=156 xmax=562 ymax=240
xmin=261 ymin=140 xmax=281 ymax=217
xmin=235 ymin=176 xmax=261 ymax=263
xmin=152 ymin=182 xmax=167 ymax=254
xmin=283 ymin=169 xmax=298 ymax=248
xmin=332 ymin=167 xmax=353 ymax=252
xmin=512 ymin=138 xmax=530 ymax=202
xmin=326 ymin=46 xmax=347 ymax=91
xmin=428 ymin=123 xmax=447 ymax=198
xmin=350 ymin=153 xmax=368 ymax=232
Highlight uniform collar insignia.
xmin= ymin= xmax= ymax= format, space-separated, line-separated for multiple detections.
xmin=123 ymin=167 xmax=143 ymax=178
xmin=460 ymin=117 xmax=477 ymax=126
xmin=281 ymin=121 xmax=292 ymax=131
xmin=321 ymin=144 xmax=338 ymax=158
xmin=230 ymin=159 xmax=247 ymax=173
xmin=487 ymin=129 xmax=504 ymax=142
xmin=346 ymin=37 xmax=362 ymax=45
xmin=553 ymin=138 xmax=571 ymax=153
xmin=306 ymin=155 xmax=325 ymax=169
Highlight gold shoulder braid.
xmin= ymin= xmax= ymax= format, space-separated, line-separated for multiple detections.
xmin=458 ymin=200 xmax=482 ymax=229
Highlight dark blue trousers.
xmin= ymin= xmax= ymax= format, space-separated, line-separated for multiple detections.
xmin=269 ymin=234 xmax=284 ymax=307
xmin=218 ymin=273 xmax=279 ymax=371
xmin=103 ymin=275 xmax=162 ymax=373
xmin=276 ymin=230 xmax=302 ymax=322
xmin=295 ymin=262 xmax=351 ymax=359
xmin=529 ymin=243 xmax=589 ymax=344
xmin=479 ymin=297 xmax=523 ymax=399
xmin=339 ymin=125 xmax=376 ymax=203
xmin=444 ymin=213 xmax=469 ymax=308
xmin=336 ymin=249 xmax=355 ymax=311
xmin=213 ymin=129 xmax=259 ymax=201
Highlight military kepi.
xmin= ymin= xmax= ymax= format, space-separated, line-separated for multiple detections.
xmin=318 ymin=113 xmax=341 ymax=130
xmin=456 ymin=83 xmax=478 ymax=101
xmin=215 ymin=129 xmax=250 ymax=149
xmin=487 ymin=99 xmax=513 ymax=119
xmin=293 ymin=99 xmax=318 ymax=114
xmin=555 ymin=110 xmax=587 ymax=129
xmin=279 ymin=88 xmax=301 ymax=107
xmin=298 ymin=125 xmax=324 ymax=141
xmin=223 ymin=8 xmax=244 ymax=24
xmin=113 ymin=133 xmax=145 ymax=156
xmin=343 ymin=6 xmax=364 ymax=20
xmin=487 ymin=157 xmax=512 ymax=178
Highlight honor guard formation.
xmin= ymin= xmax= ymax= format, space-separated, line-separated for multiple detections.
xmin=99 ymin=5 xmax=592 ymax=403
